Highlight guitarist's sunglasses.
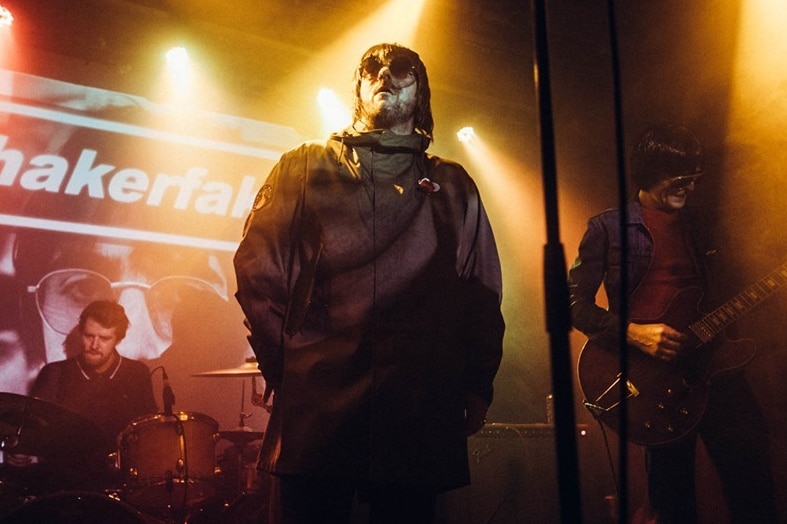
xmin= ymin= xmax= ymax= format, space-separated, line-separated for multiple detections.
xmin=666 ymin=173 xmax=703 ymax=190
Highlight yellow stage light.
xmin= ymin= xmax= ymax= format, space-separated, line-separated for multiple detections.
xmin=457 ymin=126 xmax=475 ymax=143
xmin=317 ymin=88 xmax=351 ymax=135
xmin=0 ymin=5 xmax=13 ymax=28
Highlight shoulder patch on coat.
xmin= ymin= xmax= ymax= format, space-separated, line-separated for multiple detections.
xmin=253 ymin=184 xmax=274 ymax=211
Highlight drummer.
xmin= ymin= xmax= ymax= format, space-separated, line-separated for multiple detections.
xmin=29 ymin=299 xmax=157 ymax=438
xmin=7 ymin=300 xmax=157 ymax=488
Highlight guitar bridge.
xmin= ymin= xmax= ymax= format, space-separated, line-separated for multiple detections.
xmin=584 ymin=373 xmax=640 ymax=415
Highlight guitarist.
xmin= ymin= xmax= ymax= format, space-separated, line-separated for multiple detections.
xmin=567 ymin=123 xmax=776 ymax=523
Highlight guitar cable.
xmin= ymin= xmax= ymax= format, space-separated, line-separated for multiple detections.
xmin=589 ymin=411 xmax=622 ymax=504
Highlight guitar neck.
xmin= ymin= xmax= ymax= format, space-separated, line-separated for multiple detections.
xmin=689 ymin=260 xmax=787 ymax=343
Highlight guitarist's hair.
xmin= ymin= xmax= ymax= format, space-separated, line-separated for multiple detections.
xmin=630 ymin=123 xmax=704 ymax=191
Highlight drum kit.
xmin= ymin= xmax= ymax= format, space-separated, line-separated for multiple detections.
xmin=0 ymin=358 xmax=270 ymax=523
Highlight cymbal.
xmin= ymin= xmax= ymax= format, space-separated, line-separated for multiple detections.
xmin=219 ymin=429 xmax=264 ymax=445
xmin=192 ymin=357 xmax=261 ymax=378
xmin=0 ymin=392 xmax=109 ymax=459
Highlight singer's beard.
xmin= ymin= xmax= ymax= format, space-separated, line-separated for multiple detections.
xmin=360 ymin=97 xmax=417 ymax=131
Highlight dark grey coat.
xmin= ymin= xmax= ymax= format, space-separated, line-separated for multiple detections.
xmin=234 ymin=129 xmax=504 ymax=490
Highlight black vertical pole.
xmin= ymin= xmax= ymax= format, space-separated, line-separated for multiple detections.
xmin=606 ymin=1 xmax=630 ymax=521
xmin=530 ymin=1 xmax=583 ymax=522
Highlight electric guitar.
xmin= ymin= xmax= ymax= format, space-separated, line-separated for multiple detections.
xmin=577 ymin=260 xmax=787 ymax=446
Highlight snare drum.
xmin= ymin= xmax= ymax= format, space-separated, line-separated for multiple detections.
xmin=117 ymin=412 xmax=219 ymax=512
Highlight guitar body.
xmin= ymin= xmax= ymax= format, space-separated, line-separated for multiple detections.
xmin=577 ymin=286 xmax=757 ymax=447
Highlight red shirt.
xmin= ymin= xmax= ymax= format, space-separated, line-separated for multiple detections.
xmin=631 ymin=207 xmax=700 ymax=320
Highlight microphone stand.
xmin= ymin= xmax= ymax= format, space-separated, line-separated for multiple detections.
xmin=530 ymin=0 xmax=583 ymax=522
xmin=152 ymin=366 xmax=186 ymax=522
xmin=163 ymin=368 xmax=176 ymax=417
xmin=606 ymin=1 xmax=631 ymax=521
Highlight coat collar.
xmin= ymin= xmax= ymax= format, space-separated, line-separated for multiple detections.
xmin=330 ymin=127 xmax=429 ymax=154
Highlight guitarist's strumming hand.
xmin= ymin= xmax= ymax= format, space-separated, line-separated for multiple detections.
xmin=627 ymin=322 xmax=688 ymax=362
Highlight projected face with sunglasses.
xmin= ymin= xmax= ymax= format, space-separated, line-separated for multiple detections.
xmin=356 ymin=49 xmax=419 ymax=134
xmin=27 ymin=241 xmax=228 ymax=363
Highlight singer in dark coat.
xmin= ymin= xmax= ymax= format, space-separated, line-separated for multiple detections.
xmin=234 ymin=43 xmax=504 ymax=523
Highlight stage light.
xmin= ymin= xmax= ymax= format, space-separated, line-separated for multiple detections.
xmin=317 ymin=88 xmax=351 ymax=135
xmin=457 ymin=126 xmax=475 ymax=143
xmin=161 ymin=45 xmax=194 ymax=102
xmin=270 ymin=0 xmax=426 ymax=138
xmin=0 ymin=4 xmax=15 ymax=69
xmin=0 ymin=5 xmax=13 ymax=27
xmin=166 ymin=46 xmax=189 ymax=70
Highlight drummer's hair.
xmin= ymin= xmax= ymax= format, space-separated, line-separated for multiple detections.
xmin=78 ymin=300 xmax=130 ymax=341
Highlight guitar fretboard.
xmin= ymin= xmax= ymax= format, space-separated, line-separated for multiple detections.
xmin=689 ymin=261 xmax=787 ymax=342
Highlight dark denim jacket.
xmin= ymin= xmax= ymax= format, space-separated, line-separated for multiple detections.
xmin=567 ymin=201 xmax=708 ymax=349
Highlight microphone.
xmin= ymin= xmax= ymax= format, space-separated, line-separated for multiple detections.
xmin=162 ymin=368 xmax=176 ymax=416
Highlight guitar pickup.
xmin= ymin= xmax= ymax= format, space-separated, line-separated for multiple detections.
xmin=688 ymin=320 xmax=715 ymax=343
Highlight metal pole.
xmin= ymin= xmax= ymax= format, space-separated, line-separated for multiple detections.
xmin=530 ymin=0 xmax=583 ymax=522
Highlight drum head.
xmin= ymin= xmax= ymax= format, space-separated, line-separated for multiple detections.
xmin=2 ymin=491 xmax=149 ymax=524
xmin=117 ymin=411 xmax=220 ymax=513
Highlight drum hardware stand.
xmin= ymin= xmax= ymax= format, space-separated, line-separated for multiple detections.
xmin=234 ymin=375 xmax=270 ymax=430
xmin=213 ymin=380 xmax=266 ymax=506
xmin=233 ymin=381 xmax=261 ymax=493
xmin=239 ymin=380 xmax=253 ymax=429
xmin=190 ymin=358 xmax=267 ymax=511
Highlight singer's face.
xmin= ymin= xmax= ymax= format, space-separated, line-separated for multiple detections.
xmin=80 ymin=317 xmax=120 ymax=374
xmin=357 ymin=54 xmax=418 ymax=133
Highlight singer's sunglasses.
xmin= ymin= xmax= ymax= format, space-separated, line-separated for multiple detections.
xmin=27 ymin=268 xmax=227 ymax=338
xmin=359 ymin=55 xmax=417 ymax=81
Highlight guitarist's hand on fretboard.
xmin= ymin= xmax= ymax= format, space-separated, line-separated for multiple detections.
xmin=627 ymin=322 xmax=688 ymax=362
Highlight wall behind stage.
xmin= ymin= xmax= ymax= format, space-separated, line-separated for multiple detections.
xmin=0 ymin=69 xmax=303 ymax=434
